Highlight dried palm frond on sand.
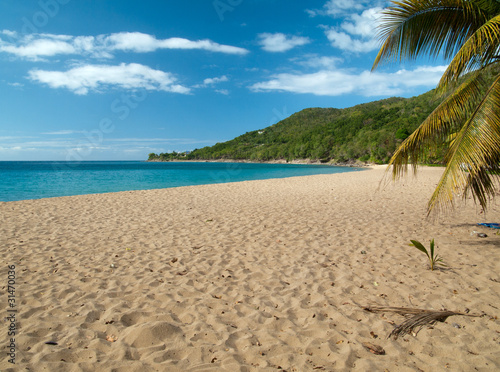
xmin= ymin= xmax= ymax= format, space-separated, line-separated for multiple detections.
xmin=363 ymin=305 xmax=481 ymax=340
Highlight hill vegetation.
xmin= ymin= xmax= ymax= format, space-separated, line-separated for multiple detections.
xmin=148 ymin=89 xmax=446 ymax=164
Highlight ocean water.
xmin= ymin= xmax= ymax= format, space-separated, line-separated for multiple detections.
xmin=0 ymin=161 xmax=363 ymax=202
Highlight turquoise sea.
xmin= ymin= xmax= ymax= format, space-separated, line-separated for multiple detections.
xmin=0 ymin=161 xmax=363 ymax=202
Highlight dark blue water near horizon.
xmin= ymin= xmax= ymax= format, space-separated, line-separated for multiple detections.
xmin=0 ymin=161 xmax=363 ymax=202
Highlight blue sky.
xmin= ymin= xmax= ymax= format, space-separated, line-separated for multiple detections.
xmin=0 ymin=0 xmax=448 ymax=161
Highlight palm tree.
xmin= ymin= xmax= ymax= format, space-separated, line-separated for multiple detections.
xmin=372 ymin=0 xmax=500 ymax=215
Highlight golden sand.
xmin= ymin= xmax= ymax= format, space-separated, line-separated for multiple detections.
xmin=1 ymin=166 xmax=499 ymax=371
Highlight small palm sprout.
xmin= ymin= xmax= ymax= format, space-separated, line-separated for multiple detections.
xmin=410 ymin=239 xmax=446 ymax=271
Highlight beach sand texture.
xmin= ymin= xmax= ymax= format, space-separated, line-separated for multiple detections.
xmin=1 ymin=166 xmax=499 ymax=371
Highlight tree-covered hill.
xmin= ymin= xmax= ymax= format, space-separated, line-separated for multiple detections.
xmin=149 ymin=89 xmax=445 ymax=164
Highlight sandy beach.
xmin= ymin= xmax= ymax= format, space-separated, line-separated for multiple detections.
xmin=1 ymin=165 xmax=499 ymax=371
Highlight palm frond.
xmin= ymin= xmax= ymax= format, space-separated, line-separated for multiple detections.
xmin=363 ymin=305 xmax=430 ymax=316
xmin=439 ymin=14 xmax=500 ymax=91
xmin=373 ymin=0 xmax=491 ymax=69
xmin=427 ymin=74 xmax=500 ymax=214
xmin=389 ymin=310 xmax=471 ymax=339
xmin=375 ymin=1 xmax=500 ymax=214
xmin=388 ymin=72 xmax=487 ymax=179
xmin=463 ymin=165 xmax=500 ymax=207
xmin=362 ymin=305 xmax=481 ymax=340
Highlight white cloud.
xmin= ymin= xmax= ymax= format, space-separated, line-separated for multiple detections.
xmin=307 ymin=0 xmax=372 ymax=17
xmin=0 ymin=134 xmax=218 ymax=160
xmin=107 ymin=32 xmax=248 ymax=55
xmin=193 ymin=75 xmax=229 ymax=90
xmin=324 ymin=28 xmax=379 ymax=53
xmin=341 ymin=8 xmax=382 ymax=38
xmin=215 ymin=89 xmax=229 ymax=95
xmin=7 ymin=82 xmax=24 ymax=88
xmin=258 ymin=33 xmax=310 ymax=52
xmin=105 ymin=32 xmax=158 ymax=52
xmin=0 ymin=137 xmax=79 ymax=149
xmin=203 ymin=75 xmax=229 ymax=85
xmin=1 ymin=30 xmax=18 ymax=37
xmin=28 ymin=63 xmax=191 ymax=95
xmin=0 ymin=37 xmax=76 ymax=61
xmin=0 ymin=135 xmax=216 ymax=160
xmin=42 ymin=130 xmax=85 ymax=135
xmin=324 ymin=0 xmax=366 ymax=15
xmin=0 ymin=135 xmax=37 ymax=141
xmin=0 ymin=31 xmax=249 ymax=60
xmin=250 ymin=65 xmax=447 ymax=97
xmin=292 ymin=54 xmax=343 ymax=69
xmin=323 ymin=7 xmax=383 ymax=53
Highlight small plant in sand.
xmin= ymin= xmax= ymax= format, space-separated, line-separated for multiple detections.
xmin=409 ymin=239 xmax=445 ymax=271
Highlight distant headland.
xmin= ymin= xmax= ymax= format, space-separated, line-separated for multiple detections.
xmin=147 ymin=89 xmax=446 ymax=166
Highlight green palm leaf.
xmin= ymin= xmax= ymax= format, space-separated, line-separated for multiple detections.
xmin=427 ymin=74 xmax=500 ymax=214
xmin=410 ymin=239 xmax=430 ymax=258
xmin=439 ymin=14 xmax=500 ymax=91
xmin=375 ymin=0 xmax=500 ymax=214
xmin=373 ymin=0 xmax=491 ymax=69
xmin=388 ymin=72 xmax=486 ymax=179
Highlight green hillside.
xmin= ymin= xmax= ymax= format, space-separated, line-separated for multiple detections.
xmin=148 ymin=89 xmax=445 ymax=164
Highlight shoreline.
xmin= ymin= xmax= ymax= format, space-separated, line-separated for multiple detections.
xmin=1 ymin=166 xmax=499 ymax=371
xmin=146 ymin=158 xmax=370 ymax=167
